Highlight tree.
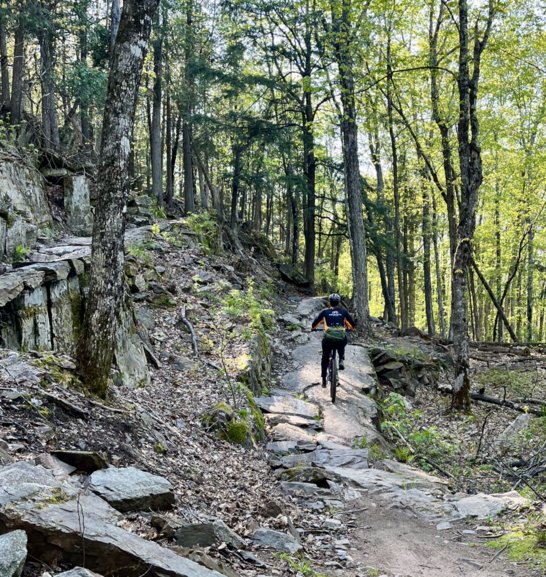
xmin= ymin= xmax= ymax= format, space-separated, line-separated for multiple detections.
xmin=77 ymin=0 xmax=160 ymax=397
xmin=330 ymin=0 xmax=370 ymax=329
xmin=451 ymin=0 xmax=494 ymax=410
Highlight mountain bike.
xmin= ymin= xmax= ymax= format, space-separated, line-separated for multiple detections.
xmin=327 ymin=347 xmax=339 ymax=404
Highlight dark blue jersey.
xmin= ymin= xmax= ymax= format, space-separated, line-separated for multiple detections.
xmin=312 ymin=306 xmax=355 ymax=331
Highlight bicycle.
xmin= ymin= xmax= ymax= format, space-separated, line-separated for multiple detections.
xmin=327 ymin=347 xmax=339 ymax=404
xmin=312 ymin=328 xmax=341 ymax=404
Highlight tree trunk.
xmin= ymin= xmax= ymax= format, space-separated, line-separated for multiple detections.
xmin=151 ymin=13 xmax=163 ymax=205
xmin=331 ymin=0 xmax=370 ymax=329
xmin=451 ymin=0 xmax=493 ymax=410
xmin=422 ymin=186 xmax=435 ymax=335
xmin=110 ymin=0 xmax=121 ymax=53
xmin=431 ymin=190 xmax=446 ymax=337
xmin=11 ymin=8 xmax=25 ymax=125
xmin=527 ymin=225 xmax=534 ymax=341
xmin=77 ymin=0 xmax=160 ymax=397
xmin=38 ymin=6 xmax=60 ymax=150
xmin=78 ymin=15 xmax=91 ymax=145
xmin=0 ymin=12 xmax=10 ymax=110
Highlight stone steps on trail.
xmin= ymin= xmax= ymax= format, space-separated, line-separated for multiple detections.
xmin=255 ymin=395 xmax=320 ymax=419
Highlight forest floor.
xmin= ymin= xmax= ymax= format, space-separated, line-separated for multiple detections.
xmin=1 ymin=220 xmax=545 ymax=577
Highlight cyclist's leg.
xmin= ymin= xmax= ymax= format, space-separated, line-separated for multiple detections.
xmin=321 ymin=339 xmax=333 ymax=377
xmin=337 ymin=336 xmax=348 ymax=369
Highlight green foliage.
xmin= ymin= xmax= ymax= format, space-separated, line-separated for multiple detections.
xmin=186 ymin=212 xmax=221 ymax=255
xmin=380 ymin=392 xmax=453 ymax=465
xmin=222 ymin=279 xmax=274 ymax=335
xmin=488 ymin=520 xmax=546 ymax=571
xmin=274 ymin=552 xmax=329 ymax=577
xmin=12 ymin=244 xmax=28 ymax=263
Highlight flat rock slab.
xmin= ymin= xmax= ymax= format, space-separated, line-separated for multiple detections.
xmin=89 ymin=466 xmax=175 ymax=512
xmin=0 ymin=462 xmax=228 ymax=577
xmin=175 ymin=519 xmax=245 ymax=549
xmin=279 ymin=448 xmax=369 ymax=471
xmin=454 ymin=492 xmax=528 ymax=519
xmin=56 ymin=569 xmax=103 ymax=577
xmin=253 ymin=528 xmax=302 ymax=554
xmin=0 ymin=530 xmax=27 ymax=577
xmin=264 ymin=413 xmax=323 ymax=430
xmin=255 ymin=395 xmax=319 ymax=419
xmin=280 ymin=482 xmax=333 ymax=497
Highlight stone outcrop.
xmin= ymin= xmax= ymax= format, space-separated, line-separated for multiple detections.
xmin=63 ymin=174 xmax=93 ymax=235
xmin=88 ymin=466 xmax=175 ymax=512
xmin=0 ymin=462 xmax=228 ymax=577
xmin=0 ymin=530 xmax=27 ymax=577
xmin=0 ymin=228 xmax=156 ymax=387
xmin=0 ymin=151 xmax=52 ymax=261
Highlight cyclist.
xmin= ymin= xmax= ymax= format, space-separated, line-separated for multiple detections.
xmin=311 ymin=293 xmax=356 ymax=388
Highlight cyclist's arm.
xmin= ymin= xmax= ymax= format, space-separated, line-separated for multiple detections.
xmin=311 ymin=310 xmax=326 ymax=331
xmin=344 ymin=310 xmax=356 ymax=330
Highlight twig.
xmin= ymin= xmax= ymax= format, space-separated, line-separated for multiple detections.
xmin=178 ymin=305 xmax=199 ymax=356
xmin=40 ymin=391 xmax=88 ymax=418
xmin=87 ymin=398 xmax=129 ymax=414
xmin=473 ymin=409 xmax=494 ymax=463
xmin=487 ymin=543 xmax=508 ymax=563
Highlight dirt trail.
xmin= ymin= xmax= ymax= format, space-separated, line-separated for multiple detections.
xmin=271 ymin=297 xmax=539 ymax=577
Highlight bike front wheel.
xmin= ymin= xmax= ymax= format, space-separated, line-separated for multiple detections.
xmin=330 ymin=359 xmax=337 ymax=403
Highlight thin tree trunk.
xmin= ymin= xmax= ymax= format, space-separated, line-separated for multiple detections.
xmin=431 ymin=190 xmax=446 ymax=337
xmin=11 ymin=8 xmax=25 ymax=125
xmin=0 ymin=12 xmax=10 ymax=110
xmin=331 ymin=0 xmax=370 ymax=329
xmin=422 ymin=186 xmax=435 ymax=335
xmin=165 ymin=92 xmax=174 ymax=207
xmin=151 ymin=13 xmax=163 ymax=205
xmin=38 ymin=5 xmax=60 ymax=150
xmin=110 ymin=0 xmax=121 ymax=53
xmin=79 ymin=15 xmax=91 ymax=144
xmin=495 ymin=177 xmax=503 ymax=341
xmin=527 ymin=225 xmax=534 ymax=341
xmin=77 ymin=0 xmax=160 ymax=396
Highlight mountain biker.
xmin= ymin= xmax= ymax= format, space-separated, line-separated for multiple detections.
xmin=311 ymin=293 xmax=356 ymax=388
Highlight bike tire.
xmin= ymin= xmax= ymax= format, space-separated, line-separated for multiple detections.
xmin=330 ymin=358 xmax=337 ymax=404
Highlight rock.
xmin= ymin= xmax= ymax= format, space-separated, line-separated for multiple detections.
xmin=278 ymin=264 xmax=311 ymax=288
xmin=323 ymin=518 xmax=343 ymax=530
xmin=113 ymin=297 xmax=150 ymax=388
xmin=64 ymin=174 xmax=93 ymax=235
xmin=0 ymin=273 xmax=25 ymax=307
xmin=280 ymin=482 xmax=331 ymax=497
xmin=375 ymin=361 xmax=404 ymax=376
xmin=255 ymin=395 xmax=319 ymax=419
xmin=174 ymin=519 xmax=245 ymax=549
xmin=0 ymin=530 xmax=27 ymax=577
xmin=494 ymin=414 xmax=534 ymax=453
xmin=88 ymin=466 xmax=175 ymax=512
xmin=276 ymin=466 xmax=335 ymax=486
xmin=455 ymin=492 xmax=528 ymax=519
xmin=278 ymin=313 xmax=303 ymax=327
xmin=55 ymin=569 xmax=103 ymax=577
xmin=253 ymin=528 xmax=302 ymax=554
xmin=35 ymin=454 xmax=77 ymax=477
xmin=279 ymin=448 xmax=368 ymax=471
xmin=51 ymin=450 xmax=108 ymax=473
xmin=264 ymin=413 xmax=323 ymax=430
xmin=0 ymin=462 xmax=228 ymax=577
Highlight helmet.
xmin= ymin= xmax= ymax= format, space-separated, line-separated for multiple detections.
xmin=329 ymin=293 xmax=341 ymax=306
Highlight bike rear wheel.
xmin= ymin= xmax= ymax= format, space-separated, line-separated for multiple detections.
xmin=329 ymin=355 xmax=337 ymax=404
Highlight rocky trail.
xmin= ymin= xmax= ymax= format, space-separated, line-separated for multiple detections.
xmin=0 ymin=227 xmax=542 ymax=577
xmin=264 ymin=296 xmax=542 ymax=577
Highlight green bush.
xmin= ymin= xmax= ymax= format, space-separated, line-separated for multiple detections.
xmin=186 ymin=211 xmax=221 ymax=254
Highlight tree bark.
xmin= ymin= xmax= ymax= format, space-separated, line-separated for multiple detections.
xmin=422 ymin=186 xmax=435 ymax=335
xmin=110 ymin=0 xmax=121 ymax=53
xmin=151 ymin=12 xmax=163 ymax=205
xmin=451 ymin=0 xmax=493 ymax=410
xmin=331 ymin=0 xmax=370 ymax=329
xmin=0 ymin=11 xmax=10 ymax=110
xmin=431 ymin=190 xmax=446 ymax=337
xmin=11 ymin=7 xmax=25 ymax=125
xmin=77 ymin=0 xmax=160 ymax=397
xmin=37 ymin=2 xmax=60 ymax=150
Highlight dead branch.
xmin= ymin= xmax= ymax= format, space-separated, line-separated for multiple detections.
xmin=40 ymin=391 xmax=88 ymax=418
xmin=470 ymin=391 xmax=542 ymax=415
xmin=177 ymin=306 xmax=199 ymax=357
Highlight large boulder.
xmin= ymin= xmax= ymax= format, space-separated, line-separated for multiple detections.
xmin=88 ymin=466 xmax=175 ymax=512
xmin=0 ymin=462 xmax=230 ymax=577
xmin=174 ymin=519 xmax=245 ymax=549
xmin=0 ymin=153 xmax=52 ymax=260
xmin=0 ymin=530 xmax=27 ymax=577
